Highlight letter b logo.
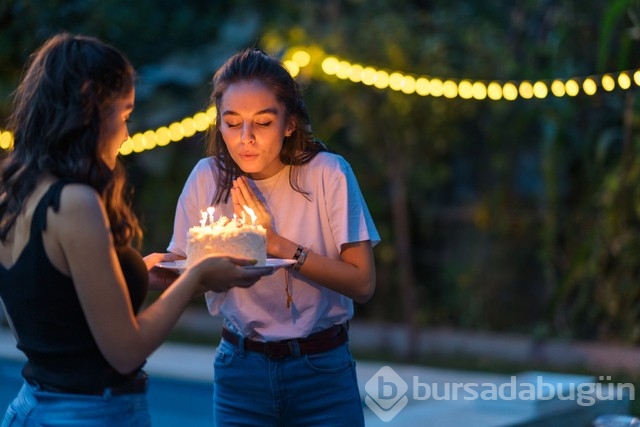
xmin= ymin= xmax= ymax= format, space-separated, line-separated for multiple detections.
xmin=379 ymin=375 xmax=398 ymax=399
xmin=365 ymin=366 xmax=408 ymax=422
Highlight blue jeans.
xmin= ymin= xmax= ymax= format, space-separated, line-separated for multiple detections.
xmin=213 ymin=335 xmax=364 ymax=426
xmin=2 ymin=382 xmax=150 ymax=427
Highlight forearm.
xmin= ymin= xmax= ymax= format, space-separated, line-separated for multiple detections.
xmin=107 ymin=274 xmax=199 ymax=374
xmin=269 ymin=233 xmax=376 ymax=303
xmin=297 ymin=251 xmax=375 ymax=303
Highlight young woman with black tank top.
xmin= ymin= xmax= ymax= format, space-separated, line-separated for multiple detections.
xmin=0 ymin=33 xmax=270 ymax=427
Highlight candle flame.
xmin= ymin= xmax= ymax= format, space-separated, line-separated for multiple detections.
xmin=232 ymin=213 xmax=242 ymax=227
xmin=243 ymin=205 xmax=258 ymax=225
xmin=206 ymin=207 xmax=215 ymax=228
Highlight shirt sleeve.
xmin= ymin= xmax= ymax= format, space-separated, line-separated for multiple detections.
xmin=325 ymin=155 xmax=381 ymax=251
xmin=167 ymin=158 xmax=217 ymax=256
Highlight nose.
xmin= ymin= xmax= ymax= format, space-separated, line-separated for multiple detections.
xmin=241 ymin=123 xmax=255 ymax=144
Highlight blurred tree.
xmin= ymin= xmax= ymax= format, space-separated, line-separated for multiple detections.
xmin=548 ymin=0 xmax=640 ymax=341
xmin=2 ymin=0 xmax=640 ymax=346
xmin=256 ymin=0 xmax=640 ymax=344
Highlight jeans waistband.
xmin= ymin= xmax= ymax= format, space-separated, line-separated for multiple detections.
xmin=27 ymin=370 xmax=148 ymax=396
xmin=221 ymin=324 xmax=348 ymax=358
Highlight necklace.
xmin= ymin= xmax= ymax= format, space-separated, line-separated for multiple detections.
xmin=263 ymin=165 xmax=287 ymax=207
xmin=258 ymin=165 xmax=294 ymax=309
xmin=271 ymin=166 xmax=294 ymax=308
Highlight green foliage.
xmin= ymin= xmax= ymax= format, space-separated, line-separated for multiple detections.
xmin=2 ymin=0 xmax=640 ymax=343
xmin=260 ymin=0 xmax=640 ymax=342
xmin=550 ymin=93 xmax=640 ymax=341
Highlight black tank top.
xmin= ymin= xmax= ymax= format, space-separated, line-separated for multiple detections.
xmin=0 ymin=181 xmax=149 ymax=391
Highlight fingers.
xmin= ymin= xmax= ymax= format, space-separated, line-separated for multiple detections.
xmin=244 ymin=266 xmax=275 ymax=277
xmin=143 ymin=252 xmax=183 ymax=270
xmin=224 ymin=255 xmax=258 ymax=266
xmin=231 ymin=177 xmax=255 ymax=217
xmin=192 ymin=255 xmax=271 ymax=292
xmin=160 ymin=252 xmax=183 ymax=262
xmin=232 ymin=177 xmax=274 ymax=230
xmin=232 ymin=177 xmax=251 ymax=203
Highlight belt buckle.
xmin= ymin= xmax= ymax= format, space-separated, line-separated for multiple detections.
xmin=265 ymin=340 xmax=293 ymax=358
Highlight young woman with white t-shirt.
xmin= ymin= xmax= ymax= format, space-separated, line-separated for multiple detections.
xmin=168 ymin=48 xmax=380 ymax=426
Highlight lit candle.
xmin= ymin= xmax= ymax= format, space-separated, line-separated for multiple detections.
xmin=207 ymin=207 xmax=215 ymax=228
xmin=243 ymin=205 xmax=258 ymax=225
xmin=232 ymin=213 xmax=242 ymax=227
xmin=199 ymin=211 xmax=207 ymax=227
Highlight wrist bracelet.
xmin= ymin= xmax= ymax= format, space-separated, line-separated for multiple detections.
xmin=292 ymin=247 xmax=309 ymax=271
xmin=292 ymin=245 xmax=304 ymax=261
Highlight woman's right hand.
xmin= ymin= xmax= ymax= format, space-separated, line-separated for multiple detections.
xmin=185 ymin=255 xmax=271 ymax=293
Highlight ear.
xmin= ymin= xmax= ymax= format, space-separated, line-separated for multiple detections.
xmin=285 ymin=120 xmax=296 ymax=137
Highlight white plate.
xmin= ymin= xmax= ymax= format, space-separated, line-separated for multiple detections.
xmin=155 ymin=260 xmax=187 ymax=274
xmin=155 ymin=258 xmax=296 ymax=275
xmin=257 ymin=258 xmax=297 ymax=269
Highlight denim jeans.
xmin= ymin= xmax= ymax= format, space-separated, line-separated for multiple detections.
xmin=213 ymin=335 xmax=364 ymax=426
xmin=2 ymin=382 xmax=151 ymax=427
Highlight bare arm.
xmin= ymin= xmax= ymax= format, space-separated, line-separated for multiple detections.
xmin=232 ymin=176 xmax=376 ymax=304
xmin=144 ymin=252 xmax=180 ymax=292
xmin=52 ymin=185 xmax=266 ymax=374
xmin=271 ymin=234 xmax=375 ymax=304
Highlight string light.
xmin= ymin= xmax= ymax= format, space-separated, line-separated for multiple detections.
xmin=2 ymin=47 xmax=639 ymax=154
xmin=0 ymin=130 xmax=13 ymax=150
xmin=118 ymin=106 xmax=216 ymax=156
xmin=313 ymin=48 xmax=640 ymax=102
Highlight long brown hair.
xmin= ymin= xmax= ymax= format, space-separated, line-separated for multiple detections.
xmin=206 ymin=48 xmax=332 ymax=204
xmin=0 ymin=33 xmax=141 ymax=247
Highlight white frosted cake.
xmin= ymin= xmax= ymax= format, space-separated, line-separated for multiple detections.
xmin=186 ymin=213 xmax=267 ymax=267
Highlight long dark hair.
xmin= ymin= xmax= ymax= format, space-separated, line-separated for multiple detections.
xmin=206 ymin=48 xmax=331 ymax=204
xmin=0 ymin=33 xmax=141 ymax=247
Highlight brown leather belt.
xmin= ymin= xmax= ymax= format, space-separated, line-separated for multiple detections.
xmin=221 ymin=324 xmax=348 ymax=358
xmin=28 ymin=370 xmax=148 ymax=396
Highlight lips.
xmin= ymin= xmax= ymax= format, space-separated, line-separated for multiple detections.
xmin=239 ymin=153 xmax=259 ymax=161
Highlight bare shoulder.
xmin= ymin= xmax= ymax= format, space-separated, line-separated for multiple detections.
xmin=59 ymin=183 xmax=102 ymax=207
xmin=54 ymin=183 xmax=107 ymax=226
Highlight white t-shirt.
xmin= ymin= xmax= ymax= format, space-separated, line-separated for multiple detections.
xmin=168 ymin=151 xmax=380 ymax=341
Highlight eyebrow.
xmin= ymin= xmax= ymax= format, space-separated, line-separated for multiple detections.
xmin=222 ymin=107 xmax=279 ymax=117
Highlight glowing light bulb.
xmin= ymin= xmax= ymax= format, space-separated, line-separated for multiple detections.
xmin=601 ymin=74 xmax=615 ymax=92
xmin=472 ymin=82 xmax=487 ymax=100
xmin=551 ymin=80 xmax=565 ymax=97
xmin=533 ymin=81 xmax=548 ymax=99
xmin=565 ymin=79 xmax=580 ymax=96
xmin=458 ymin=80 xmax=473 ymax=99
xmin=487 ymin=82 xmax=502 ymax=100
xmin=502 ymin=83 xmax=518 ymax=101
xmin=618 ymin=72 xmax=631 ymax=90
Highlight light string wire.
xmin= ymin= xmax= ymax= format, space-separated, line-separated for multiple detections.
xmin=1 ymin=46 xmax=639 ymax=154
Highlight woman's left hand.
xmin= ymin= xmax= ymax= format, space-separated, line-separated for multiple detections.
xmin=231 ymin=176 xmax=274 ymax=231
xmin=144 ymin=252 xmax=182 ymax=292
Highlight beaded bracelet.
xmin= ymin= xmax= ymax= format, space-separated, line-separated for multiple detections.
xmin=292 ymin=247 xmax=309 ymax=271
xmin=292 ymin=245 xmax=304 ymax=261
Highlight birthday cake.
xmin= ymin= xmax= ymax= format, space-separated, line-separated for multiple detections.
xmin=186 ymin=208 xmax=267 ymax=267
